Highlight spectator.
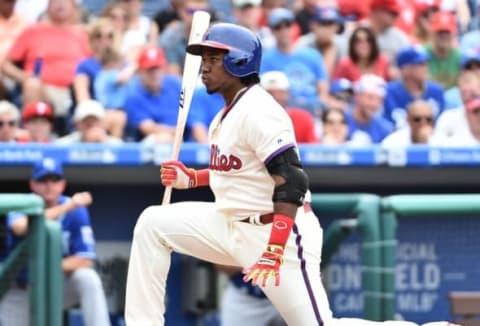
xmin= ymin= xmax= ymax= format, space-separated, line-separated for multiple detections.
xmin=158 ymin=0 xmax=210 ymax=75
xmin=73 ymin=17 xmax=120 ymax=104
xmin=329 ymin=78 xmax=354 ymax=111
xmin=101 ymin=0 xmax=130 ymax=52
xmin=434 ymin=71 xmax=479 ymax=139
xmin=0 ymin=100 xmax=19 ymax=142
xmin=0 ymin=0 xmax=30 ymax=72
xmin=151 ymin=0 xmax=185 ymax=35
xmin=94 ymin=48 xmax=130 ymax=139
xmin=261 ymin=7 xmax=329 ymax=115
xmin=56 ymin=99 xmax=123 ymax=144
xmin=124 ymin=47 xmax=183 ymax=142
xmin=346 ymin=74 xmax=393 ymax=145
xmin=381 ymin=99 xmax=435 ymax=148
xmin=363 ymin=0 xmax=410 ymax=63
xmin=260 ymin=71 xmax=318 ymax=143
xmin=432 ymin=96 xmax=480 ymax=146
xmin=295 ymin=0 xmax=324 ymax=35
xmin=384 ymin=45 xmax=445 ymax=129
xmin=410 ymin=0 xmax=441 ymax=45
xmin=424 ymin=11 xmax=462 ymax=90
xmin=295 ymin=6 xmax=345 ymax=77
xmin=18 ymin=101 xmax=55 ymax=142
xmin=1 ymin=157 xmax=111 ymax=326
xmin=321 ymin=108 xmax=349 ymax=145
xmin=122 ymin=0 xmax=157 ymax=56
xmin=444 ymin=47 xmax=480 ymax=109
xmin=333 ymin=25 xmax=392 ymax=82
xmin=2 ymin=0 xmax=90 ymax=135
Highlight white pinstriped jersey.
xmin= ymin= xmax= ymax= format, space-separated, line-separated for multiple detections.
xmin=208 ymin=84 xmax=298 ymax=219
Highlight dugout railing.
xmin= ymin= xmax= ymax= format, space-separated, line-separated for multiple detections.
xmin=380 ymin=194 xmax=480 ymax=320
xmin=312 ymin=193 xmax=384 ymax=321
xmin=0 ymin=194 xmax=63 ymax=326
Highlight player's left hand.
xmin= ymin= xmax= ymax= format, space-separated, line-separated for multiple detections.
xmin=243 ymin=244 xmax=284 ymax=287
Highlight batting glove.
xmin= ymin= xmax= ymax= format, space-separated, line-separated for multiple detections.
xmin=161 ymin=161 xmax=197 ymax=189
xmin=243 ymin=244 xmax=284 ymax=287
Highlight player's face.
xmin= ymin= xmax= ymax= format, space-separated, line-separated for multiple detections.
xmin=30 ymin=176 xmax=66 ymax=205
xmin=200 ymin=48 xmax=231 ymax=95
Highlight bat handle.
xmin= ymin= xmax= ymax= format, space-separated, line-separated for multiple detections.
xmin=162 ymin=186 xmax=173 ymax=205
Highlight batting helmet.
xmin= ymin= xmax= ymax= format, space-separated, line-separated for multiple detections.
xmin=186 ymin=23 xmax=262 ymax=78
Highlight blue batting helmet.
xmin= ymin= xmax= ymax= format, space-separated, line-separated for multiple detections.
xmin=186 ymin=23 xmax=262 ymax=78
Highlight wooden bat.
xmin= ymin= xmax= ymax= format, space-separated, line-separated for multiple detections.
xmin=162 ymin=10 xmax=211 ymax=205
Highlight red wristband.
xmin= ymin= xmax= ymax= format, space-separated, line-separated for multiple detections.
xmin=196 ymin=169 xmax=209 ymax=187
xmin=268 ymin=214 xmax=294 ymax=247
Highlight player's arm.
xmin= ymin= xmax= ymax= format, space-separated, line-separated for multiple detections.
xmin=45 ymin=192 xmax=92 ymax=220
xmin=160 ymin=161 xmax=209 ymax=189
xmin=244 ymin=146 xmax=308 ymax=287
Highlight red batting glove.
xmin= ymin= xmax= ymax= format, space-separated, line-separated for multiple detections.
xmin=161 ymin=161 xmax=197 ymax=189
xmin=243 ymin=244 xmax=284 ymax=287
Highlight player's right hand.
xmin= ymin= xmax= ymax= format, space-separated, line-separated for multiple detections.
xmin=71 ymin=192 xmax=93 ymax=207
xmin=161 ymin=161 xmax=197 ymax=189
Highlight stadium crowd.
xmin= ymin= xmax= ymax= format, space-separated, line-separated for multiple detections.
xmin=0 ymin=0 xmax=479 ymax=148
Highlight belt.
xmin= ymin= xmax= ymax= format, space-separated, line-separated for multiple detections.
xmin=240 ymin=202 xmax=312 ymax=225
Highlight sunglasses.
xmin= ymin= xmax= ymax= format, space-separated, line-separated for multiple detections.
xmin=0 ymin=120 xmax=15 ymax=128
xmin=93 ymin=32 xmax=114 ymax=40
xmin=325 ymin=119 xmax=346 ymax=125
xmin=272 ymin=22 xmax=292 ymax=31
xmin=411 ymin=116 xmax=433 ymax=123
xmin=465 ymin=62 xmax=480 ymax=70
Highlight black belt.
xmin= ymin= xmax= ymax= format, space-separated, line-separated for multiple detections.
xmin=239 ymin=203 xmax=312 ymax=224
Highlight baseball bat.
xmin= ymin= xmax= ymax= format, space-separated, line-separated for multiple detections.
xmin=162 ymin=10 xmax=211 ymax=205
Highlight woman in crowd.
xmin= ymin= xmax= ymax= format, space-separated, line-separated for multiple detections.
xmin=332 ymin=26 xmax=393 ymax=82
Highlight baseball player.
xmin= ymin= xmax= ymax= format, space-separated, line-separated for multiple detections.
xmin=1 ymin=157 xmax=110 ymax=326
xmin=124 ymin=23 xmax=458 ymax=326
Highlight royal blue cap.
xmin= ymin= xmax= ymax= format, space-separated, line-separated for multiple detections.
xmin=312 ymin=6 xmax=345 ymax=24
xmin=268 ymin=8 xmax=294 ymax=28
xmin=32 ymin=157 xmax=64 ymax=181
xmin=330 ymin=78 xmax=353 ymax=95
xmin=461 ymin=47 xmax=480 ymax=68
xmin=396 ymin=46 xmax=429 ymax=68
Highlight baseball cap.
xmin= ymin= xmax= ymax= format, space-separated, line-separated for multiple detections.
xmin=32 ymin=157 xmax=64 ymax=181
xmin=232 ymin=0 xmax=261 ymax=8
xmin=466 ymin=97 xmax=480 ymax=112
xmin=330 ymin=78 xmax=353 ymax=95
xmin=22 ymin=102 xmax=53 ymax=122
xmin=137 ymin=47 xmax=166 ymax=70
xmin=260 ymin=71 xmax=290 ymax=91
xmin=73 ymin=100 xmax=105 ymax=122
xmin=430 ymin=11 xmax=457 ymax=33
xmin=414 ymin=0 xmax=440 ymax=15
xmin=396 ymin=45 xmax=429 ymax=68
xmin=354 ymin=74 xmax=386 ymax=97
xmin=461 ymin=47 xmax=480 ymax=69
xmin=370 ymin=0 xmax=400 ymax=14
xmin=268 ymin=8 xmax=294 ymax=28
xmin=312 ymin=6 xmax=345 ymax=24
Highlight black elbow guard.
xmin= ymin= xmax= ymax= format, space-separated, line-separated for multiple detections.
xmin=266 ymin=147 xmax=309 ymax=206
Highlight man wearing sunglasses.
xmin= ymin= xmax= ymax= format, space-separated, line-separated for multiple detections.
xmin=381 ymin=99 xmax=435 ymax=149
